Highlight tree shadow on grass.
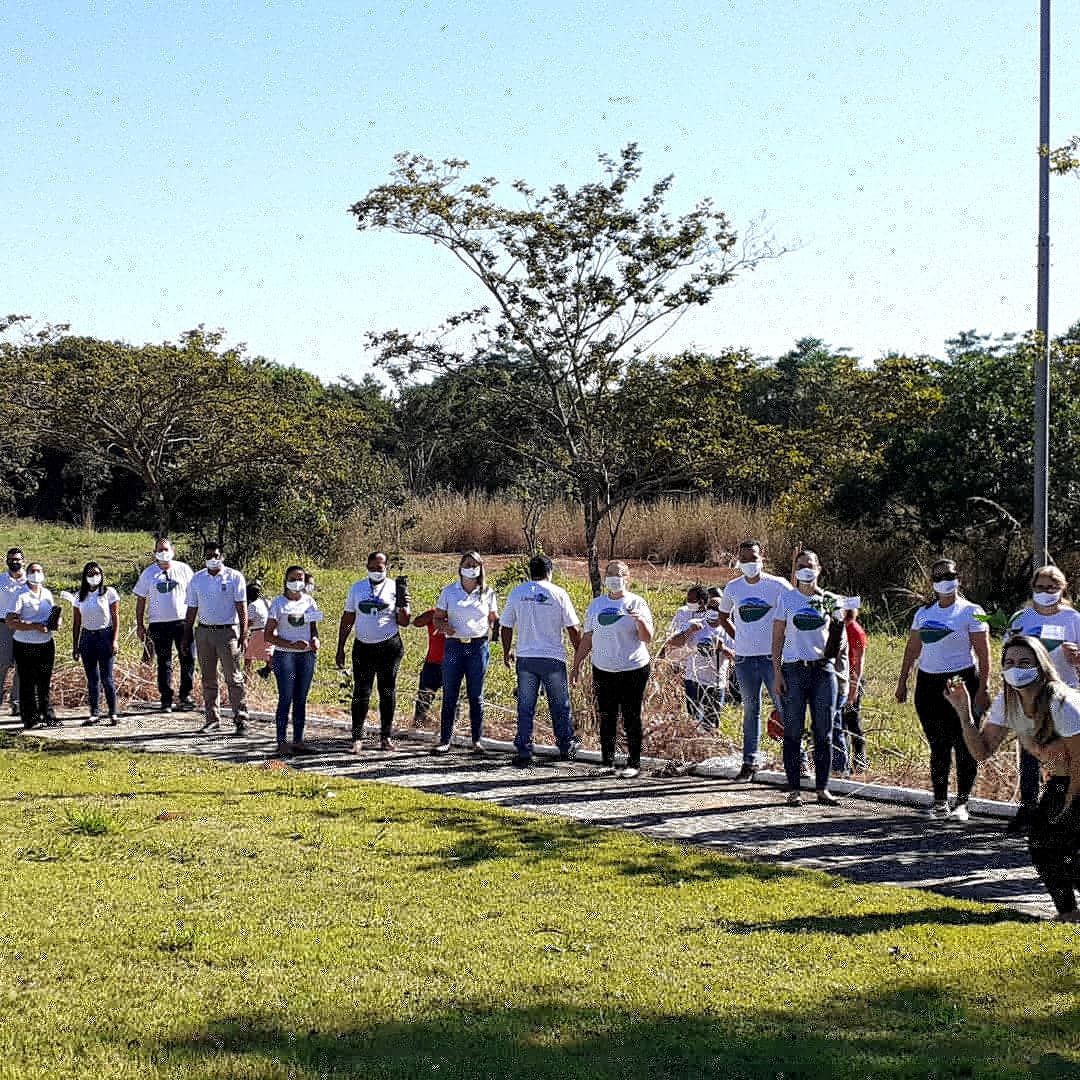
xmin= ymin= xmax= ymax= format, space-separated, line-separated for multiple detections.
xmin=146 ymin=990 xmax=1080 ymax=1080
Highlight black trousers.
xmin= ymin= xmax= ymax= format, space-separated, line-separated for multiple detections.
xmin=13 ymin=639 xmax=55 ymax=728
xmin=147 ymin=620 xmax=195 ymax=705
xmin=1029 ymin=776 xmax=1080 ymax=915
xmin=592 ymin=663 xmax=650 ymax=767
xmin=352 ymin=634 xmax=404 ymax=739
xmin=914 ymin=667 xmax=979 ymax=802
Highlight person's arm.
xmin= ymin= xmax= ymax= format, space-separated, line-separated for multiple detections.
xmin=500 ymin=624 xmax=514 ymax=667
xmin=571 ymin=631 xmax=593 ymax=683
xmin=666 ymin=620 xmax=703 ymax=650
xmin=413 ymin=609 xmax=435 ymax=629
xmin=336 ymin=611 xmax=356 ymax=667
xmin=264 ymin=615 xmax=285 ymax=650
xmin=567 ymin=624 xmax=582 ymax=651
xmin=181 ymin=605 xmax=197 ymax=655
xmin=895 ymin=629 xmax=922 ymax=703
xmin=971 ymin=629 xmax=992 ymax=713
xmin=71 ymin=607 xmax=82 ymax=660
xmin=433 ymin=607 xmax=450 ymax=636
xmin=108 ymin=599 xmax=119 ymax=655
xmin=943 ymin=681 xmax=1009 ymax=760
xmin=630 ymin=603 xmax=653 ymax=644
xmin=771 ymin=619 xmax=787 ymax=698
xmin=135 ymin=595 xmax=147 ymax=641
xmin=1058 ymin=733 xmax=1080 ymax=814
xmin=234 ymin=600 xmax=248 ymax=642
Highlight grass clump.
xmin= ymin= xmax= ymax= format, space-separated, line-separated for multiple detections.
xmin=62 ymin=801 xmax=126 ymax=836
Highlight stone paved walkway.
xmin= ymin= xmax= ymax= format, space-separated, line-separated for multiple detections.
xmin=9 ymin=706 xmax=1054 ymax=921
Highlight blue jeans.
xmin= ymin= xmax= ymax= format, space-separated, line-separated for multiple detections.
xmin=273 ymin=648 xmax=316 ymax=745
xmin=831 ymin=690 xmax=848 ymax=773
xmin=780 ymin=661 xmax=838 ymax=791
xmin=733 ymin=655 xmax=777 ymax=767
xmin=79 ymin=627 xmax=117 ymax=716
xmin=514 ymin=656 xmax=573 ymax=759
xmin=684 ymin=679 xmax=725 ymax=729
xmin=441 ymin=638 xmax=489 ymax=744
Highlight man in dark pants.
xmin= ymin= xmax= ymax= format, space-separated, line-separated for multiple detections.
xmin=133 ymin=537 xmax=196 ymax=712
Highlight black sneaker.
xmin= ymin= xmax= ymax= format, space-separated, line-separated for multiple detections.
xmin=1006 ymin=803 xmax=1036 ymax=835
xmin=197 ymin=718 xmax=220 ymax=733
xmin=233 ymin=718 xmax=248 ymax=735
xmin=511 ymin=755 xmax=533 ymax=768
xmin=177 ymin=698 xmax=197 ymax=711
xmin=733 ymin=763 xmax=756 ymax=781
xmin=558 ymin=738 xmax=581 ymax=762
xmin=161 ymin=701 xmax=175 ymax=713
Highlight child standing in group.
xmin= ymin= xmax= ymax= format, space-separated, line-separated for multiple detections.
xmin=245 ymin=580 xmax=272 ymax=680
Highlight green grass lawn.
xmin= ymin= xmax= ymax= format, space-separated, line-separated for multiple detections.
xmin=0 ymin=738 xmax=1076 ymax=1079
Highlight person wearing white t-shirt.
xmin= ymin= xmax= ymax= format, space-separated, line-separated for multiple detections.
xmin=71 ymin=561 xmax=120 ymax=725
xmin=266 ymin=565 xmax=322 ymax=756
xmin=771 ymin=549 xmax=844 ymax=806
xmin=1004 ymin=564 xmax=1080 ymax=829
xmin=719 ymin=540 xmax=793 ymax=780
xmin=133 ymin=537 xmax=196 ymax=712
xmin=0 ymin=546 xmax=28 ymax=717
xmin=335 ymin=551 xmax=411 ymax=753
xmin=944 ymin=635 xmax=1080 ymax=920
xmin=571 ymin=559 xmax=654 ymax=778
xmin=6 ymin=562 xmax=61 ymax=729
xmin=500 ymin=554 xmax=582 ymax=766
xmin=664 ymin=587 xmax=734 ymax=730
xmin=182 ymin=543 xmax=249 ymax=734
xmin=431 ymin=551 xmax=499 ymax=754
xmin=896 ymin=558 xmax=991 ymax=821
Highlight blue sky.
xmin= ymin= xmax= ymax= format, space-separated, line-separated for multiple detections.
xmin=4 ymin=0 xmax=1079 ymax=384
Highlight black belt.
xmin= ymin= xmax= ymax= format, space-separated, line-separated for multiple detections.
xmin=198 ymin=623 xmax=236 ymax=630
xmin=783 ymin=658 xmax=833 ymax=668
xmin=453 ymin=636 xmax=489 ymax=645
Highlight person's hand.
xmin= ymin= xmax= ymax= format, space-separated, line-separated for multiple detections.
xmin=309 ymin=637 xmax=320 ymax=653
xmin=335 ymin=649 xmax=345 ymax=668
xmin=895 ymin=677 xmax=908 ymax=704
xmin=72 ymin=647 xmax=79 ymax=661
xmin=111 ymin=641 xmax=119 ymax=656
xmin=136 ymin=624 xmax=146 ymax=642
xmin=503 ymin=647 xmax=515 ymax=669
xmin=1063 ymin=642 xmax=1080 ymax=665
xmin=941 ymin=675 xmax=971 ymax=714
xmin=180 ymin=637 xmax=191 ymax=657
xmin=975 ymin=687 xmax=992 ymax=713
xmin=774 ymin=671 xmax=788 ymax=698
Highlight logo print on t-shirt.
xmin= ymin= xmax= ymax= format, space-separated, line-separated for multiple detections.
xmin=738 ymin=598 xmax=772 ymax=623
xmin=357 ymin=599 xmax=390 ymax=615
xmin=287 ymin=614 xmax=306 ymax=627
xmin=1030 ymin=625 xmax=1064 ymax=651
xmin=918 ymin=621 xmax=953 ymax=644
xmin=155 ymin=578 xmax=178 ymax=594
xmin=792 ymin=606 xmax=827 ymax=631
xmin=597 ymin=607 xmax=625 ymax=626
xmin=524 ymin=590 xmax=550 ymax=604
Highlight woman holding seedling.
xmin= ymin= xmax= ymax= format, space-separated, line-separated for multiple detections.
xmin=895 ymin=559 xmax=991 ymax=822
xmin=944 ymin=635 xmax=1080 ymax=921
xmin=572 ymin=560 xmax=654 ymax=778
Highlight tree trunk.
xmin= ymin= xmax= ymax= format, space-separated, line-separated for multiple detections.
xmin=582 ymin=494 xmax=603 ymax=597
xmin=150 ymin=483 xmax=170 ymax=539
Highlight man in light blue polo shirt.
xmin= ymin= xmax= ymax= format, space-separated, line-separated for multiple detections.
xmin=182 ymin=543 xmax=249 ymax=734
xmin=500 ymin=554 xmax=582 ymax=766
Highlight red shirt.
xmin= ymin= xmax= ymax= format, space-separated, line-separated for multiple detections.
xmin=424 ymin=617 xmax=446 ymax=664
xmin=845 ymin=619 xmax=866 ymax=674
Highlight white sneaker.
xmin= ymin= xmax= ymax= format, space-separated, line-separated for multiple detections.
xmin=617 ymin=766 xmax=640 ymax=779
xmin=929 ymin=801 xmax=949 ymax=820
xmin=431 ymin=743 xmax=451 ymax=755
xmin=950 ymin=802 xmax=970 ymax=822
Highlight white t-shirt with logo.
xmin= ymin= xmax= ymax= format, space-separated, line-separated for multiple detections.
xmin=133 ymin=562 xmax=194 ymax=623
xmin=185 ymin=566 xmax=247 ymax=626
xmin=247 ymin=597 xmax=269 ymax=631
xmin=345 ymin=577 xmax=401 ymax=644
xmin=1006 ymin=606 xmax=1080 ymax=687
xmin=720 ymin=573 xmax=793 ymax=657
xmin=911 ymin=597 xmax=988 ymax=674
xmin=583 ymin=591 xmax=653 ymax=673
xmin=671 ymin=608 xmax=733 ymax=688
xmin=774 ymin=588 xmax=842 ymax=664
xmin=500 ymin=579 xmax=579 ymax=661
xmin=12 ymin=588 xmax=56 ymax=645
xmin=75 ymin=587 xmax=119 ymax=632
xmin=987 ymin=686 xmax=1080 ymax=750
xmin=267 ymin=594 xmax=320 ymax=647
xmin=437 ymin=581 xmax=499 ymax=641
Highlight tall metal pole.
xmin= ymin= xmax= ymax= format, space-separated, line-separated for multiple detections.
xmin=1034 ymin=0 xmax=1051 ymax=565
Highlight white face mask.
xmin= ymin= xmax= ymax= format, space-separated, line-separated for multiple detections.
xmin=460 ymin=566 xmax=481 ymax=580
xmin=27 ymin=571 xmax=45 ymax=585
xmin=285 ymin=579 xmax=305 ymax=595
xmin=794 ymin=567 xmax=817 ymax=584
xmin=368 ymin=569 xmax=387 ymax=583
xmin=86 ymin=574 xmax=102 ymax=588
xmin=605 ymin=576 xmax=626 ymax=593
xmin=933 ymin=578 xmax=958 ymax=596
xmin=1002 ymin=666 xmax=1039 ymax=689
xmin=205 ymin=557 xmax=222 ymax=571
xmin=1034 ymin=590 xmax=1062 ymax=607
xmin=155 ymin=549 xmax=173 ymax=563
xmin=739 ymin=560 xmax=763 ymax=578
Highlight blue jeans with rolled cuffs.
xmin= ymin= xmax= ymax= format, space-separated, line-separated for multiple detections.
xmin=734 ymin=655 xmax=778 ymax=767
xmin=79 ymin=627 xmax=117 ymax=716
xmin=441 ymin=638 xmax=489 ymax=745
xmin=273 ymin=648 xmax=316 ymax=745
xmin=514 ymin=656 xmax=574 ymax=759
xmin=780 ymin=660 xmax=838 ymax=791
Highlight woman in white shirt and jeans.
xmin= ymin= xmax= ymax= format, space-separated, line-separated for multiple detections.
xmin=6 ymin=562 xmax=60 ymax=730
xmin=71 ymin=561 xmax=120 ymax=725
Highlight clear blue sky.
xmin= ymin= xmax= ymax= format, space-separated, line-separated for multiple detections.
xmin=4 ymin=0 xmax=1079 ymax=383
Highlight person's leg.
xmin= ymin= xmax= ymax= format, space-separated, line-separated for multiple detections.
xmin=439 ymin=641 xmax=466 ymax=745
xmin=99 ymin=634 xmax=118 ymax=716
xmin=217 ymin=627 xmax=249 ymax=724
xmin=463 ymin=641 xmax=489 ymax=743
xmin=38 ymin=639 xmax=55 ymax=722
xmin=373 ymin=635 xmax=404 ymax=739
xmin=683 ymin=678 xmax=704 ymax=723
xmin=171 ymin=621 xmax=196 ymax=703
xmin=843 ymin=685 xmax=867 ymax=769
xmin=292 ymin=649 xmax=317 ymax=745
xmin=831 ymin=690 xmax=848 ymax=774
xmin=1029 ymin=778 xmax=1078 ymax=915
xmin=951 ymin=668 xmax=981 ymax=802
xmin=351 ymin=640 xmax=377 ymax=743
xmin=147 ymin=622 xmax=175 ymax=707
xmin=1018 ymin=746 xmax=1042 ymax=808
xmin=79 ymin=631 xmax=101 ymax=716
xmin=194 ymin=627 xmax=221 ymax=727
xmin=620 ymin=664 xmax=650 ymax=767
xmin=273 ymin=649 xmax=296 ymax=746
xmin=13 ymin=641 xmax=39 ymax=726
xmin=0 ymin=620 xmax=19 ymax=711
xmin=735 ymin=657 xmax=769 ymax=767
xmin=514 ymin=656 xmax=541 ymax=760
xmin=591 ymin=666 xmax=619 ymax=766
xmin=542 ymin=659 xmax=574 ymax=753
xmin=914 ymin=671 xmax=952 ymax=803
xmin=414 ymin=661 xmax=442 ymax=725
xmin=810 ymin=668 xmax=838 ymax=791
xmin=781 ymin=664 xmax=810 ymax=790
